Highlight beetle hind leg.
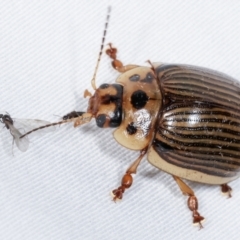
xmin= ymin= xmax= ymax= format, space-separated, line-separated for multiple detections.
xmin=106 ymin=43 xmax=138 ymax=73
xmin=173 ymin=176 xmax=205 ymax=229
xmin=188 ymin=195 xmax=205 ymax=229
xmin=112 ymin=148 xmax=147 ymax=201
xmin=221 ymin=183 xmax=232 ymax=198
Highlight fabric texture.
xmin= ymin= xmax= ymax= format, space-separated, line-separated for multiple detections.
xmin=0 ymin=1 xmax=240 ymax=239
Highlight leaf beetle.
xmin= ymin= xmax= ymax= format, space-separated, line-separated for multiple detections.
xmin=20 ymin=7 xmax=240 ymax=229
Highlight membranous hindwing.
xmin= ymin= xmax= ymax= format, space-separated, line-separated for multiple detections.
xmin=113 ymin=66 xmax=162 ymax=150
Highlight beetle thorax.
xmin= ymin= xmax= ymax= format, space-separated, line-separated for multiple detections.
xmin=87 ymin=83 xmax=123 ymax=128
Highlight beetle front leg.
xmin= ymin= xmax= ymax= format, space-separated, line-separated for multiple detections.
xmin=112 ymin=148 xmax=147 ymax=201
xmin=173 ymin=176 xmax=205 ymax=229
xmin=221 ymin=183 xmax=232 ymax=198
xmin=106 ymin=43 xmax=139 ymax=73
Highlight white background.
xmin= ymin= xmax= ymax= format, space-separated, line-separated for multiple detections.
xmin=1 ymin=1 xmax=240 ymax=239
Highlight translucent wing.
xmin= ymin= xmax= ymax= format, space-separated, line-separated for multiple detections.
xmin=2 ymin=118 xmax=55 ymax=152
xmin=13 ymin=118 xmax=56 ymax=139
xmin=7 ymin=123 xmax=29 ymax=152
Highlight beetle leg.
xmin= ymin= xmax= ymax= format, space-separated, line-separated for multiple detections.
xmin=112 ymin=148 xmax=147 ymax=201
xmin=106 ymin=43 xmax=139 ymax=72
xmin=221 ymin=184 xmax=232 ymax=198
xmin=173 ymin=176 xmax=205 ymax=229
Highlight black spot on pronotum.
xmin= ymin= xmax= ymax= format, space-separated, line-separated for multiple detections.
xmin=129 ymin=74 xmax=140 ymax=82
xmin=126 ymin=122 xmax=137 ymax=135
xmin=99 ymin=83 xmax=109 ymax=89
xmin=96 ymin=114 xmax=106 ymax=128
xmin=131 ymin=90 xmax=149 ymax=109
xmin=141 ymin=72 xmax=154 ymax=83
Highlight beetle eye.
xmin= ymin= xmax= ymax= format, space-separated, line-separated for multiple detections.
xmin=96 ymin=114 xmax=106 ymax=127
xmin=99 ymin=83 xmax=109 ymax=89
xmin=4 ymin=115 xmax=11 ymax=122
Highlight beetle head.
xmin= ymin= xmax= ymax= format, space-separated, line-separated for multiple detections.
xmin=87 ymin=83 xmax=123 ymax=128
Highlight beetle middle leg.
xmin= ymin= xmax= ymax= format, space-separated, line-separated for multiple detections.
xmin=106 ymin=43 xmax=139 ymax=73
xmin=173 ymin=176 xmax=205 ymax=229
xmin=112 ymin=148 xmax=147 ymax=201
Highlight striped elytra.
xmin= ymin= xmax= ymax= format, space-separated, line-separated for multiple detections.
xmin=155 ymin=64 xmax=240 ymax=110
xmin=148 ymin=63 xmax=240 ymax=184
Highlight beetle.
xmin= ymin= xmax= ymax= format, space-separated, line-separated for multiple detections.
xmin=19 ymin=7 xmax=240 ymax=228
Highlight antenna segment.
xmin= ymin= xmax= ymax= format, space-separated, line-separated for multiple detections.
xmin=91 ymin=6 xmax=111 ymax=90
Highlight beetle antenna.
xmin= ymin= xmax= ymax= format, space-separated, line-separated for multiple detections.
xmin=20 ymin=119 xmax=74 ymax=138
xmin=91 ymin=6 xmax=111 ymax=90
xmin=20 ymin=113 xmax=92 ymax=138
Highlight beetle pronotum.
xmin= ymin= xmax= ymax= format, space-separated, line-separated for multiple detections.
xmin=19 ymin=7 xmax=240 ymax=228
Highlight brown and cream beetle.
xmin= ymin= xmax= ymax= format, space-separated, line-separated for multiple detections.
xmin=88 ymin=44 xmax=240 ymax=228
xmin=21 ymin=9 xmax=240 ymax=229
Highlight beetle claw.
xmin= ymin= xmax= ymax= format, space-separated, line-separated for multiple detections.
xmin=221 ymin=184 xmax=232 ymax=198
xmin=112 ymin=186 xmax=125 ymax=202
xmin=193 ymin=211 xmax=205 ymax=229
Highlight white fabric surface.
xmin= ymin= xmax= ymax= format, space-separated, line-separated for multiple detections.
xmin=0 ymin=1 xmax=240 ymax=239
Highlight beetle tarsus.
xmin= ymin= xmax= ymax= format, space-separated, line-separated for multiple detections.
xmin=192 ymin=210 xmax=204 ymax=229
xmin=106 ymin=43 xmax=138 ymax=73
xmin=188 ymin=195 xmax=205 ymax=229
xmin=112 ymin=149 xmax=147 ymax=201
xmin=106 ymin=43 xmax=123 ymax=70
xmin=112 ymin=186 xmax=125 ymax=201
xmin=106 ymin=43 xmax=117 ymax=59
xmin=172 ymin=176 xmax=205 ymax=228
xmin=221 ymin=184 xmax=232 ymax=198
xmin=112 ymin=172 xmax=132 ymax=201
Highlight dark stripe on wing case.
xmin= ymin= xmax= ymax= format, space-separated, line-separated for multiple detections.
xmin=161 ymin=128 xmax=240 ymax=144
xmin=152 ymin=139 xmax=239 ymax=177
xmin=162 ymin=126 xmax=240 ymax=137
